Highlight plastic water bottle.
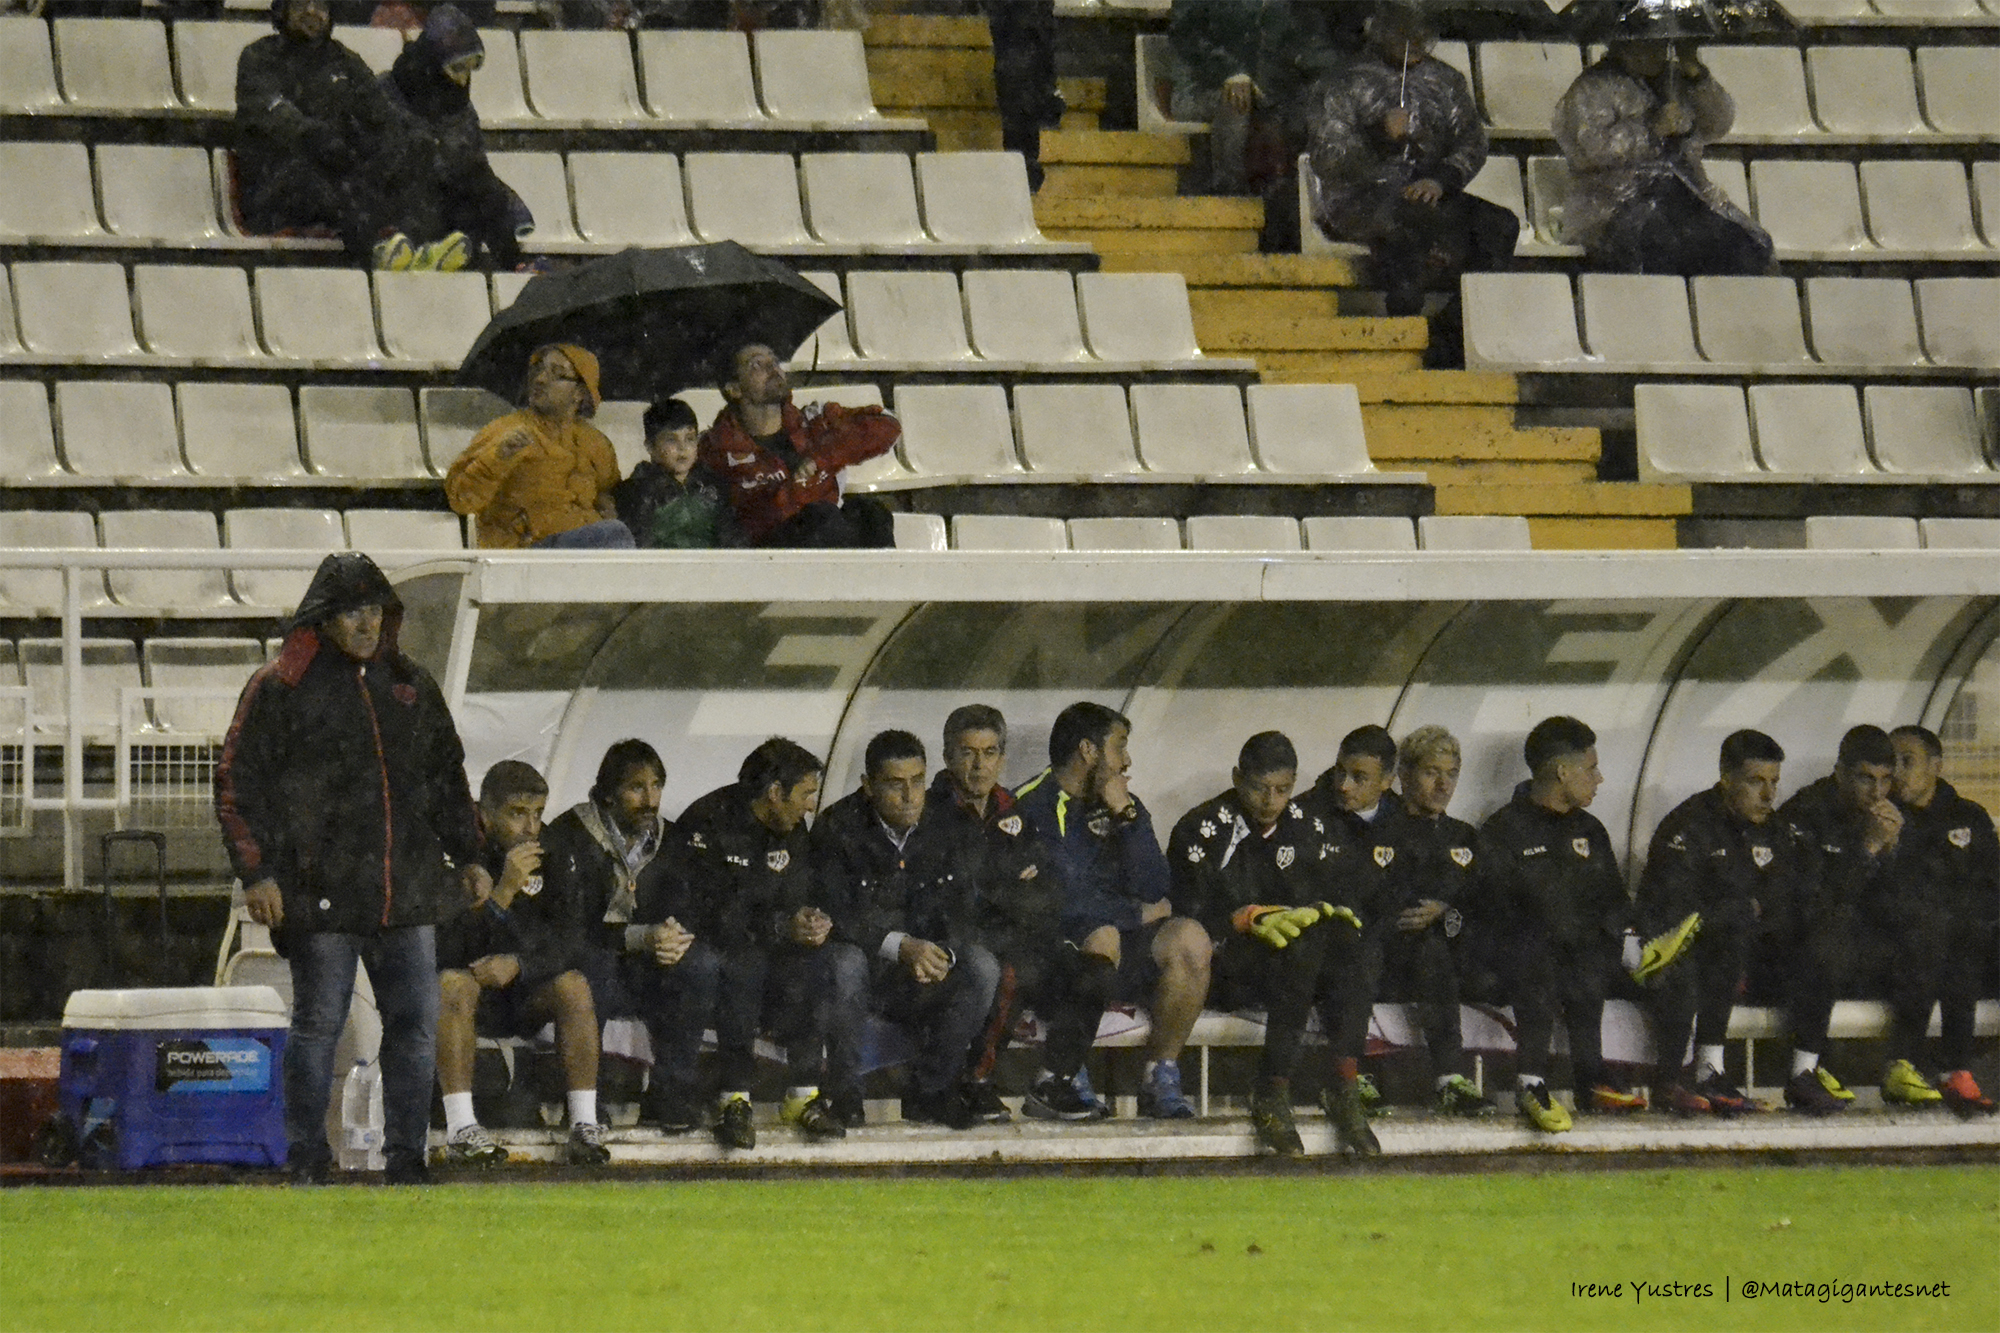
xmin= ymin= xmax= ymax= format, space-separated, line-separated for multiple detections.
xmin=338 ymin=1060 xmax=385 ymax=1171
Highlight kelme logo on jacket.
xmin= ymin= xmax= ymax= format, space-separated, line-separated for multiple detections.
xmin=767 ymin=849 xmax=790 ymax=872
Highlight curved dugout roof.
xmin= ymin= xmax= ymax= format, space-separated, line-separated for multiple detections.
xmin=389 ymin=552 xmax=2000 ymax=874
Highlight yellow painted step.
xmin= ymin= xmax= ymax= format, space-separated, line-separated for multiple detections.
xmin=1255 ymin=350 xmax=1427 ymax=377
xmin=1040 ymin=130 xmax=1192 ymax=167
xmin=1040 ymin=164 xmax=1180 ymax=197
xmin=1431 ymin=482 xmax=1693 ymax=518
xmin=1034 ymin=196 xmax=1263 ymax=231
xmin=1189 ymin=288 xmax=1345 ymax=321
xmin=1105 ymin=251 xmax=1362 ymax=288
xmin=865 ymin=15 xmax=991 ymax=48
xmin=1059 ymin=78 xmax=1107 ymax=114
xmin=869 ymin=48 xmax=993 ymax=108
xmin=1048 ymin=228 xmax=1260 ymax=256
xmin=1413 ymin=461 xmax=1599 ymax=487
xmin=1364 ymin=406 xmax=1599 ymax=462
xmin=918 ymin=111 xmax=1001 ymax=152
xmin=1345 ymin=370 xmax=1520 ymax=405
xmin=1528 ymin=518 xmax=1683 ymax=550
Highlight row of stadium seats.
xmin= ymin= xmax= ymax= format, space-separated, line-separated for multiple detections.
xmin=0 ymin=508 xmax=460 ymax=616
xmin=1462 ymin=273 xmax=1997 ymax=373
xmin=892 ymin=513 xmax=1531 ymax=554
xmin=0 ymin=379 xmax=1397 ymax=489
xmin=1635 ymin=382 xmax=1997 ymax=481
xmin=0 ymin=264 xmax=1231 ymax=375
xmin=1779 ymin=0 xmax=2000 ymax=22
xmin=1800 ymin=515 xmax=2000 ymax=547
xmin=1461 ymin=154 xmax=2000 ymax=260
xmin=0 ymin=635 xmax=272 ymax=738
xmin=1 ymin=19 xmax=917 ymax=132
xmin=0 ymin=143 xmax=1070 ymax=259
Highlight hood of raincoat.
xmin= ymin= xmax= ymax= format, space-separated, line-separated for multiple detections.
xmin=390 ymin=4 xmax=483 ymax=121
xmin=282 ymin=552 xmax=407 ymax=667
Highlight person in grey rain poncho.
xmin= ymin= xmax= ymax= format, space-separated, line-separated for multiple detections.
xmin=1551 ymin=39 xmax=1773 ymax=275
xmin=1306 ymin=4 xmax=1517 ymax=363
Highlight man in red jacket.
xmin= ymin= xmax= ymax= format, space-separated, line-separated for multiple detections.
xmin=698 ymin=342 xmax=900 ymax=548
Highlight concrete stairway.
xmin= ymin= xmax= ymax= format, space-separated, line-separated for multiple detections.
xmin=863 ymin=14 xmax=1104 ymax=151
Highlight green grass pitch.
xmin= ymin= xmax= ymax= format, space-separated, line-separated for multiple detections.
xmin=3 ymin=1165 xmax=1995 ymax=1332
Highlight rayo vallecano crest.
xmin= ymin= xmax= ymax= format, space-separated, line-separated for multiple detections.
xmin=1751 ymin=845 xmax=1773 ymax=867
xmin=1572 ymin=838 xmax=1590 ymax=858
xmin=998 ymin=815 xmax=1022 ymax=836
xmin=1373 ymin=845 xmax=1394 ymax=868
xmin=766 ymin=849 xmax=790 ymax=872
xmin=1949 ymin=827 xmax=1972 ymax=848
xmin=1450 ymin=846 xmax=1472 ymax=867
xmin=1276 ymin=846 xmax=1295 ymax=870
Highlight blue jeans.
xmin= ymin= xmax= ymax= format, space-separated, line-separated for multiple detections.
xmin=533 ymin=519 xmax=636 ymax=550
xmin=285 ymin=926 xmax=438 ymax=1167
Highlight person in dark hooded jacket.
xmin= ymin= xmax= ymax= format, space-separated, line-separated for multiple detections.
xmin=379 ymin=4 xmax=534 ymax=272
xmin=216 ymin=552 xmax=480 ymax=1183
xmin=234 ymin=0 xmax=433 ymax=267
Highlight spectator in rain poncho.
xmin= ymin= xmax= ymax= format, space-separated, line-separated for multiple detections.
xmin=1551 ymin=39 xmax=1773 ymax=275
xmin=1306 ymin=3 xmax=1517 ymax=363
xmin=379 ymin=4 xmax=534 ymax=271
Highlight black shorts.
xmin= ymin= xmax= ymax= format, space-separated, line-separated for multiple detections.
xmin=1110 ymin=918 xmax=1170 ymax=1002
xmin=471 ymin=976 xmax=549 ymax=1040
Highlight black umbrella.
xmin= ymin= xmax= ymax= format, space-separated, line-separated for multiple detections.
xmin=1564 ymin=0 xmax=1793 ymax=41
xmin=455 ymin=242 xmax=841 ymax=402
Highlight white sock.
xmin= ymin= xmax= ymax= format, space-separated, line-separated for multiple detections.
xmin=785 ymin=1085 xmax=818 ymax=1104
xmin=1792 ymin=1051 xmax=1819 ymax=1076
xmin=1697 ymin=1045 xmax=1726 ymax=1077
xmin=442 ymin=1091 xmax=477 ymax=1136
xmin=566 ymin=1089 xmax=597 ymax=1128
xmin=1517 ymin=1074 xmax=1545 ymax=1090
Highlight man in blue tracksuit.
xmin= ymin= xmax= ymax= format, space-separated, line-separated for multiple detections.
xmin=1014 ymin=701 xmax=1213 ymax=1118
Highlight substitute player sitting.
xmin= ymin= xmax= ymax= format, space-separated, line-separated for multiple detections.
xmin=1168 ymin=731 xmax=1371 ymax=1157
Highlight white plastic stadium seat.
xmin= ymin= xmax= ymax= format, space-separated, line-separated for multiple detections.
xmin=1697 ymin=46 xmax=1816 ymax=140
xmin=1864 ymin=386 xmax=1989 ymax=477
xmin=1244 ymin=384 xmax=1375 ymax=476
xmin=1578 ymin=274 xmax=1699 ymax=368
xmin=752 ymin=30 xmax=883 ymax=124
xmin=961 ymin=270 xmax=1090 ymax=365
xmin=1763 ymin=0 xmax=1871 ymax=20
xmin=1871 ymin=0 xmax=1986 ymax=15
xmin=1130 ymin=384 xmax=1255 ymax=476
xmin=52 ymin=18 xmax=176 ymax=112
xmin=375 ymin=271 xmax=493 ymax=368
xmin=491 ymin=271 xmax=532 ymax=311
xmin=178 ymin=383 xmax=306 ymax=480
xmin=638 ymin=30 xmax=764 ymax=125
xmin=915 ymin=153 xmax=1053 ymax=249
xmin=0 ymin=266 xmax=14 ymax=357
xmin=802 ymin=153 xmax=928 ymax=250
xmin=420 ymin=386 xmax=512 ymax=478
xmin=891 ymin=511 xmax=947 ymax=552
xmin=950 ymin=515 xmax=1066 ymax=552
xmin=143 ymin=639 xmax=266 ymax=736
xmin=1418 ymin=516 xmax=1531 ymax=550
xmin=1462 ymin=273 xmax=1590 ymax=368
xmin=1806 ymin=46 xmax=1927 ymax=138
xmin=0 ymin=143 xmax=110 ymax=243
xmin=519 ymin=30 xmax=647 ymax=125
xmin=1464 ymin=156 xmax=1537 ymax=255
xmin=590 ymin=399 xmax=649 ymax=477
xmin=99 ymin=511 xmax=231 ymax=611
xmin=1751 ymin=160 xmax=1873 ymax=257
xmin=1916 ymin=47 xmax=2000 ymax=137
xmin=19 ymin=639 xmax=140 ymax=739
xmin=1075 ymin=273 xmax=1203 ymax=365
xmin=0 ymin=381 xmax=62 ymax=480
xmin=55 ymin=381 xmax=187 ymax=481
xmin=255 ymin=268 xmax=384 ymax=365
xmin=12 ymin=261 xmax=149 ymax=362
xmin=300 ymin=387 xmax=428 ymax=480
xmin=1185 ymin=516 xmax=1301 ymax=552
xmin=1970 ymin=160 xmax=1998 ymax=241
xmin=469 ymin=28 xmax=534 ymax=127
xmin=223 ymin=509 xmax=346 ymax=610
xmin=570 ymin=152 xmax=695 ymax=247
xmin=787 ymin=271 xmax=859 ymax=369
xmin=1690 ymin=277 xmax=1813 ymax=370
xmin=0 ymin=513 xmax=108 ymax=613
xmin=1749 ymin=384 xmax=1873 ymax=477
xmin=1013 ymin=384 xmax=1140 ymax=480
xmin=682 ymin=152 xmax=814 ymax=248
xmin=172 ymin=22 xmax=262 ymax=114
xmin=1915 ymin=278 xmax=2000 ymax=367
xmin=331 ymin=26 xmax=403 ymax=74
xmin=1634 ymin=384 xmax=1759 ymax=481
xmin=0 ymin=15 xmax=62 ymax=113
xmin=1803 ymin=277 xmax=1927 ymax=369
xmin=1067 ymin=518 xmax=1181 ymax=551
xmin=845 ymin=271 xmax=973 ymax=363
xmin=1476 ymin=42 xmax=1583 ymax=135
xmin=134 ymin=265 xmax=265 ymax=365
xmin=487 ymin=151 xmax=581 ymax=245
xmin=345 ymin=510 xmax=467 ymax=553
xmin=891 ymin=385 xmax=1023 ymax=480
xmin=97 ymin=145 xmax=228 ymax=245
xmin=1804 ymin=516 xmax=1920 ymax=550
xmin=1861 ymin=161 xmax=1984 ymax=255
xmin=1920 ymin=519 xmax=2000 ymax=549
xmin=1302 ymin=517 xmax=1418 ymax=551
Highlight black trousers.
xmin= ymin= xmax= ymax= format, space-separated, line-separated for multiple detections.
xmin=974 ymin=945 xmax=1116 ymax=1083
xmin=1507 ymin=933 xmax=1613 ymax=1089
xmin=1215 ymin=916 xmax=1357 ymax=1084
xmin=1785 ymin=906 xmax=1865 ymax=1058
xmin=985 ymin=2 xmax=1061 ymax=190
xmin=1884 ymin=896 xmax=1988 ymax=1073
xmin=1591 ymin=175 xmax=1773 ymax=276
xmin=763 ymin=497 xmax=894 ymax=549
xmin=622 ymin=940 xmax=830 ymax=1098
xmin=1644 ymin=902 xmax=1754 ymax=1079
xmin=1369 ymin=921 xmax=1469 ymax=1079
xmin=1371 ymin=191 xmax=1520 ymax=316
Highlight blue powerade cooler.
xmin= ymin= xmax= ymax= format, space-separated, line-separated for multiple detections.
xmin=58 ymin=986 xmax=288 ymax=1170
